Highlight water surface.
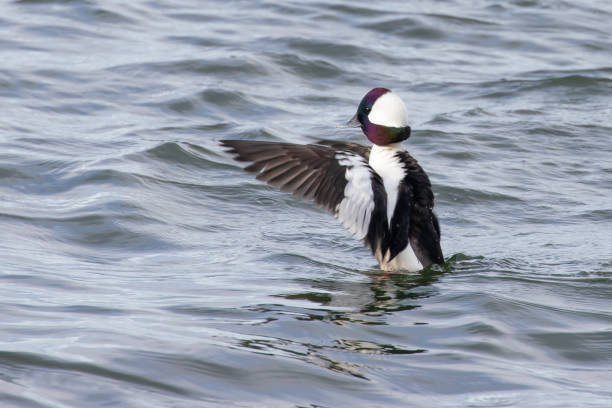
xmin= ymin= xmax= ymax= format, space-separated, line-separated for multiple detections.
xmin=1 ymin=0 xmax=611 ymax=407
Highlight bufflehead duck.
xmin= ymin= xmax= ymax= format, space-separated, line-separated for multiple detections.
xmin=221 ymin=88 xmax=443 ymax=272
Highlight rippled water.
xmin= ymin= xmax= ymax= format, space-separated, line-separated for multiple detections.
xmin=1 ymin=0 xmax=611 ymax=407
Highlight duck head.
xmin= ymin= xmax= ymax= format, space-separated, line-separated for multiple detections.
xmin=347 ymin=88 xmax=411 ymax=146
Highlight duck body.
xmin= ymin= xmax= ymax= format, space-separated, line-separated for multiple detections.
xmin=221 ymin=88 xmax=443 ymax=272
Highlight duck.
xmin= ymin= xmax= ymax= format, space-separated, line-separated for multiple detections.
xmin=221 ymin=87 xmax=443 ymax=272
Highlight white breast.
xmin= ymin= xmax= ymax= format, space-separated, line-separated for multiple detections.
xmin=380 ymin=246 xmax=423 ymax=272
xmin=369 ymin=143 xmax=424 ymax=272
xmin=368 ymin=144 xmax=405 ymax=228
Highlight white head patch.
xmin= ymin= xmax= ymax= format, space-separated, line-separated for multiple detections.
xmin=368 ymin=92 xmax=409 ymax=127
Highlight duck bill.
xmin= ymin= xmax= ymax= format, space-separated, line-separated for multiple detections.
xmin=346 ymin=113 xmax=361 ymax=128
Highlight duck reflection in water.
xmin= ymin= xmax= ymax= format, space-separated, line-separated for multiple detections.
xmin=282 ymin=264 xmax=448 ymax=326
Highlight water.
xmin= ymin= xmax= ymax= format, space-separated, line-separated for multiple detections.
xmin=1 ymin=0 xmax=611 ymax=407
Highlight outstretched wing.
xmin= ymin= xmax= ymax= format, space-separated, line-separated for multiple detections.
xmin=221 ymin=140 xmax=389 ymax=253
xmin=315 ymin=139 xmax=371 ymax=160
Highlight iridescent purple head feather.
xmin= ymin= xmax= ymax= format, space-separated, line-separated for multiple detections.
xmin=347 ymin=88 xmax=411 ymax=146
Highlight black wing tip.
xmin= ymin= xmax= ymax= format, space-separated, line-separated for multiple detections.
xmin=219 ymin=139 xmax=237 ymax=146
xmin=220 ymin=139 xmax=253 ymax=150
xmin=432 ymin=247 xmax=445 ymax=265
xmin=220 ymin=139 xmax=277 ymax=145
xmin=220 ymin=139 xmax=269 ymax=161
xmin=220 ymin=139 xmax=284 ymax=153
xmin=219 ymin=139 xmax=258 ymax=148
xmin=219 ymin=140 xmax=244 ymax=163
xmin=219 ymin=139 xmax=238 ymax=152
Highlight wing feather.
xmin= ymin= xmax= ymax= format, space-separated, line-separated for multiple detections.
xmin=221 ymin=140 xmax=387 ymax=245
xmin=395 ymin=151 xmax=444 ymax=266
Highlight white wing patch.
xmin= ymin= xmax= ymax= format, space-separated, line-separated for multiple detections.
xmin=335 ymin=153 xmax=375 ymax=240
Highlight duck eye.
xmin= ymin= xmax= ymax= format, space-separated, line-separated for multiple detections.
xmin=364 ymin=107 xmax=371 ymax=113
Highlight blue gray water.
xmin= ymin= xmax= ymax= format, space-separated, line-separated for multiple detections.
xmin=1 ymin=0 xmax=611 ymax=407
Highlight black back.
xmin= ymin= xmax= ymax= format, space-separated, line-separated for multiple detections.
xmin=393 ymin=151 xmax=444 ymax=266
